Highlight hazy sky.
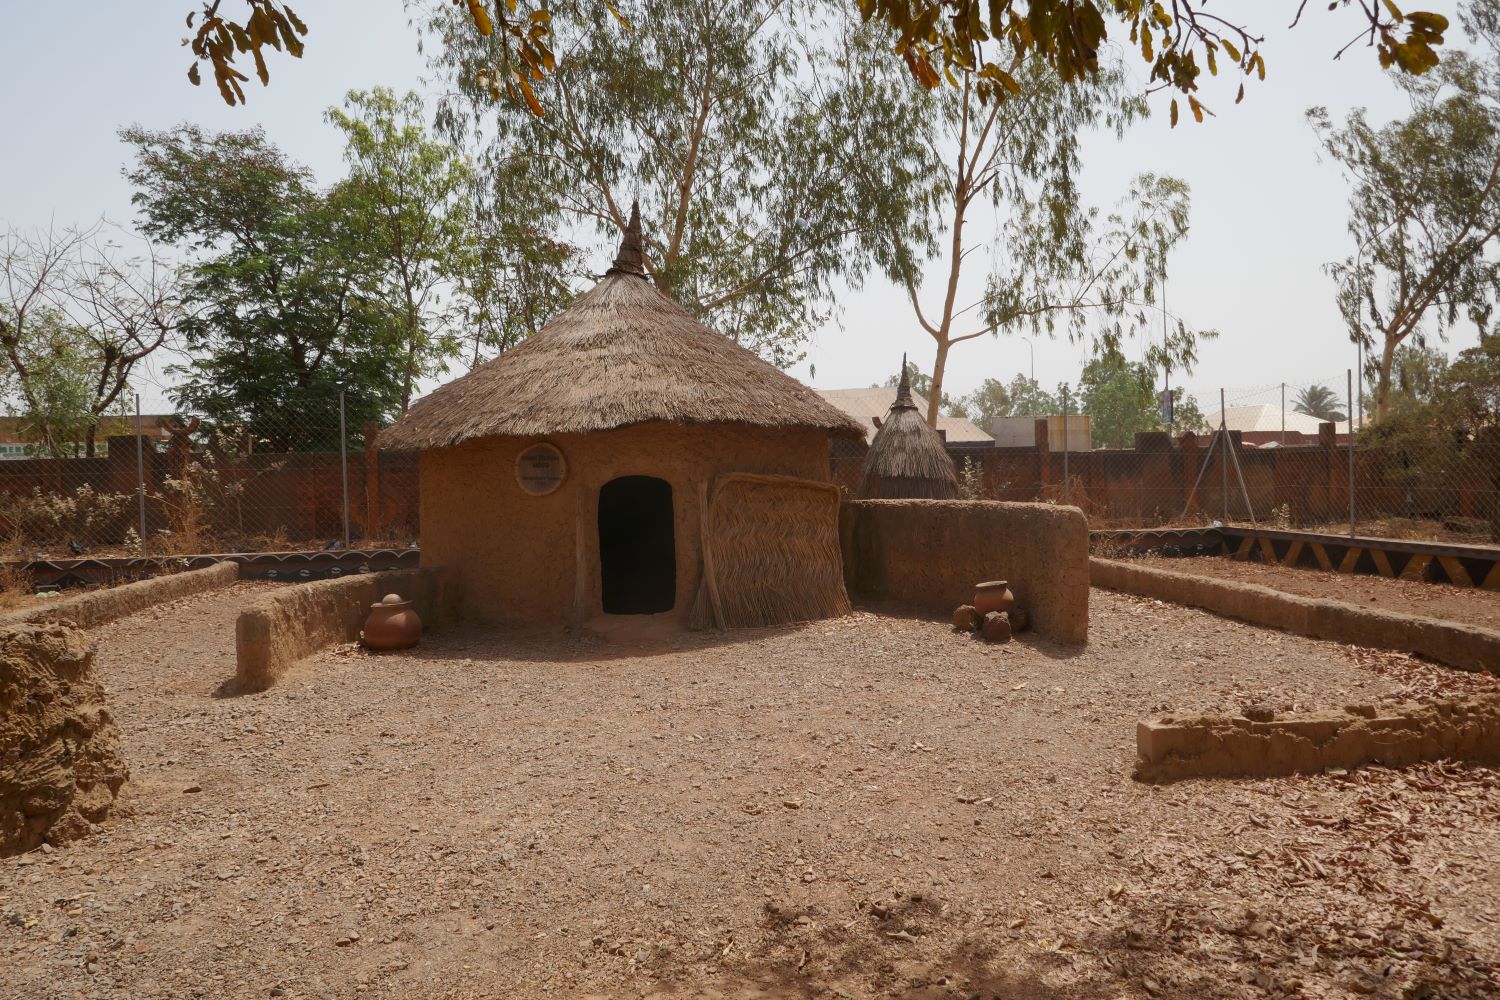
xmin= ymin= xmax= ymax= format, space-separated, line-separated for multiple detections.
xmin=0 ymin=2 xmax=1468 ymax=417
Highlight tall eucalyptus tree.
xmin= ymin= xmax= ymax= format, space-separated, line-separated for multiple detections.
xmin=421 ymin=0 xmax=935 ymax=367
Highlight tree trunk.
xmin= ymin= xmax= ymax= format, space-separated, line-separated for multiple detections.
xmin=927 ymin=339 xmax=951 ymax=427
xmin=1375 ymin=331 xmax=1399 ymax=423
xmin=400 ymin=294 xmax=418 ymax=413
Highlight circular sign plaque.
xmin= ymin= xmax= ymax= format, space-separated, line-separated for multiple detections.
xmin=515 ymin=442 xmax=567 ymax=496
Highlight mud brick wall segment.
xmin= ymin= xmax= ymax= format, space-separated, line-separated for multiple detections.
xmin=234 ymin=566 xmax=460 ymax=693
xmin=1135 ymin=695 xmax=1500 ymax=782
xmin=1090 ymin=557 xmax=1500 ymax=673
xmin=3 ymin=561 xmax=239 ymax=630
xmin=839 ymin=500 xmax=1089 ymax=643
xmin=1 ymin=621 xmax=129 ymax=855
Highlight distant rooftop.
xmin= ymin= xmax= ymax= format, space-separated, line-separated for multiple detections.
xmin=815 ymin=387 xmax=993 ymax=444
xmin=1202 ymin=403 xmax=1357 ymax=435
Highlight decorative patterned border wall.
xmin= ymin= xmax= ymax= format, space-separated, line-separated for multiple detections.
xmin=1217 ymin=527 xmax=1500 ymax=591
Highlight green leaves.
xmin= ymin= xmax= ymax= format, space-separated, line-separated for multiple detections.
xmin=1311 ymin=14 xmax=1500 ymax=422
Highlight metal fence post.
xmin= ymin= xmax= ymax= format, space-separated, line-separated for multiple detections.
xmin=1347 ymin=368 xmax=1356 ymax=538
xmin=134 ymin=393 xmax=147 ymax=544
xmin=1061 ymin=385 xmax=1070 ymax=507
xmin=339 ymin=390 xmax=351 ymax=548
xmin=1220 ymin=388 xmax=1228 ymax=523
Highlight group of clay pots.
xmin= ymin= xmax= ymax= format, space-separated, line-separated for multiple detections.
xmin=952 ymin=580 xmax=1029 ymax=644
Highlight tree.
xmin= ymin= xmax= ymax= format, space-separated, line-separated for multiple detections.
xmin=424 ymin=0 xmax=934 ymax=367
xmin=181 ymin=2 xmax=1449 ymax=116
xmin=855 ymin=39 xmax=1209 ymax=427
xmin=1445 ymin=335 xmax=1500 ymax=431
xmin=1312 ymin=1 xmax=1500 ymax=423
xmin=954 ymin=378 xmax=1012 ymax=428
xmin=1170 ymin=391 xmax=1210 ymax=434
xmin=1363 ymin=343 xmax=1449 ymax=417
xmin=1070 ymin=353 xmax=1206 ymax=446
xmin=954 ymin=374 xmax=1060 ymax=426
xmin=456 ymin=175 xmax=581 ymax=365
xmin=1293 ymin=383 xmax=1348 ymax=423
xmin=1004 ymin=375 xmax=1061 ymax=418
xmin=0 ymin=223 xmax=183 ymax=457
xmin=876 ymin=362 xmax=962 ymax=416
xmin=326 ymin=87 xmax=474 ymax=411
xmin=122 ymin=125 xmax=406 ymax=450
xmin=1076 ymin=354 xmax=1160 ymax=448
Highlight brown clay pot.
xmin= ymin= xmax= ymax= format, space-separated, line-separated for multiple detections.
xmin=973 ymin=581 xmax=1015 ymax=617
xmin=362 ymin=593 xmax=422 ymax=651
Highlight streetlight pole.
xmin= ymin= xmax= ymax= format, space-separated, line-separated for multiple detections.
xmin=1020 ymin=337 xmax=1034 ymax=383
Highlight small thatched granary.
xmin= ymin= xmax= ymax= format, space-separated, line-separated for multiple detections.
xmin=378 ymin=204 xmax=862 ymax=630
xmin=859 ymin=360 xmax=960 ymax=500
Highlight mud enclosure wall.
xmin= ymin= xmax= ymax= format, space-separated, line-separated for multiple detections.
xmin=1136 ymin=696 xmax=1500 ymax=782
xmin=3 ymin=562 xmax=239 ymax=630
xmin=1091 ymin=557 xmax=1500 ymax=673
xmin=1 ymin=622 xmax=128 ymax=855
xmin=839 ymin=500 xmax=1089 ymax=643
xmin=235 ymin=566 xmax=460 ymax=693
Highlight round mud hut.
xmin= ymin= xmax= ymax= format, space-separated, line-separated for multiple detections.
xmin=378 ymin=204 xmax=863 ymax=631
xmin=858 ymin=360 xmax=960 ymax=500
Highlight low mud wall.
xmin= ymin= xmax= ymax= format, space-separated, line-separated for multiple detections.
xmin=1090 ymin=557 xmax=1500 ymax=673
xmin=5 ymin=562 xmax=239 ymax=630
xmin=234 ymin=566 xmax=459 ymax=693
xmin=2 ymin=622 xmax=129 ymax=855
xmin=840 ymin=500 xmax=1089 ymax=643
xmin=1136 ymin=696 xmax=1500 ymax=782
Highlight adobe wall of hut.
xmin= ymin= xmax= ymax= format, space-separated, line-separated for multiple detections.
xmin=838 ymin=499 xmax=1089 ymax=643
xmin=420 ymin=421 xmax=830 ymax=627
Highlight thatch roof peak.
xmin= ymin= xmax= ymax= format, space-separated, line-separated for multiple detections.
xmin=859 ymin=359 xmax=959 ymax=500
xmin=607 ymin=200 xmax=647 ymax=278
xmin=892 ymin=354 xmax=916 ymax=410
xmin=378 ymin=236 xmax=863 ymax=450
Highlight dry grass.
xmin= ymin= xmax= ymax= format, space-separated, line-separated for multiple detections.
xmin=693 ymin=474 xmax=851 ymax=629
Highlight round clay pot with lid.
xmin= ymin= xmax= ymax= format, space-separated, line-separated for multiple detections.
xmin=362 ymin=593 xmax=422 ymax=651
xmin=973 ymin=581 xmax=1015 ymax=617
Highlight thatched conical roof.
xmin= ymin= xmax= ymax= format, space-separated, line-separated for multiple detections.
xmin=378 ymin=203 xmax=862 ymax=450
xmin=858 ymin=357 xmax=959 ymax=500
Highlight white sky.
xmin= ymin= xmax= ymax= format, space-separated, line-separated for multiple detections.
xmin=0 ymin=1 xmax=1470 ymax=418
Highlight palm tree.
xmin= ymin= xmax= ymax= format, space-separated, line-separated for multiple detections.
xmin=1293 ymin=384 xmax=1347 ymax=423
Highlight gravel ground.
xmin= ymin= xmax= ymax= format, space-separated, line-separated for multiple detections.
xmin=3 ymin=583 xmax=1500 ymax=999
xmin=1131 ymin=555 xmax=1500 ymax=632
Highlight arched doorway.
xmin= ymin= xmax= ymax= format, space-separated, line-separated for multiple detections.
xmin=597 ymin=476 xmax=676 ymax=614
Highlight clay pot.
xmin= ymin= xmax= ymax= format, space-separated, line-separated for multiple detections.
xmin=362 ymin=593 xmax=421 ymax=651
xmin=1008 ymin=607 xmax=1030 ymax=633
xmin=952 ymin=604 xmax=982 ymax=632
xmin=973 ymin=581 xmax=1015 ymax=617
xmin=981 ymin=611 xmax=1012 ymax=643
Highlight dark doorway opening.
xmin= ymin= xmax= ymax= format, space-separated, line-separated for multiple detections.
xmin=598 ymin=475 xmax=676 ymax=615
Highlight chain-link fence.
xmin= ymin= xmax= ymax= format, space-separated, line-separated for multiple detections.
xmin=951 ymin=375 xmax=1500 ymax=546
xmin=0 ymin=394 xmax=419 ymax=559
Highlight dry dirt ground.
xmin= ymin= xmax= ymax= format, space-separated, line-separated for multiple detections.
xmin=4 ymin=583 xmax=1500 ymax=999
xmin=1131 ymin=555 xmax=1500 ymax=633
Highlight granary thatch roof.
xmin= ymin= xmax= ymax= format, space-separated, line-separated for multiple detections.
xmin=859 ymin=359 xmax=959 ymax=500
xmin=378 ymin=203 xmax=863 ymax=450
